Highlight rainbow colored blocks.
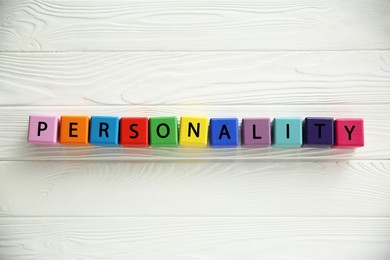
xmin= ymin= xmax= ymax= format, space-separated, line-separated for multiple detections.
xmin=28 ymin=115 xmax=365 ymax=149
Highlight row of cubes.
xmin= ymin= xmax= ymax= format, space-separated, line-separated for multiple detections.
xmin=28 ymin=115 xmax=364 ymax=148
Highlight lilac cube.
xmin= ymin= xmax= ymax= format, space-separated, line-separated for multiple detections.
xmin=28 ymin=115 xmax=59 ymax=144
xmin=303 ymin=117 xmax=334 ymax=147
xmin=241 ymin=118 xmax=271 ymax=147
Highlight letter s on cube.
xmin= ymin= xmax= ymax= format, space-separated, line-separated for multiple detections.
xmin=120 ymin=117 xmax=149 ymax=147
xmin=28 ymin=115 xmax=59 ymax=144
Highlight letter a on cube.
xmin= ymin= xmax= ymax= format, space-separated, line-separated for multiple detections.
xmin=179 ymin=116 xmax=209 ymax=147
xmin=28 ymin=115 xmax=59 ymax=144
xmin=210 ymin=118 xmax=239 ymax=147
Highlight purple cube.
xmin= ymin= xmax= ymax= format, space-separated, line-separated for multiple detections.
xmin=303 ymin=117 xmax=334 ymax=147
xmin=28 ymin=115 xmax=59 ymax=144
xmin=241 ymin=118 xmax=271 ymax=147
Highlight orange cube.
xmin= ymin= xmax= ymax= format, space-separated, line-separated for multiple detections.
xmin=60 ymin=116 xmax=90 ymax=145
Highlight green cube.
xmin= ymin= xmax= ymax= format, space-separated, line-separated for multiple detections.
xmin=149 ymin=117 xmax=178 ymax=147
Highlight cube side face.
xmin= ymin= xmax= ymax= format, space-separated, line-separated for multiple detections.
xmin=303 ymin=117 xmax=334 ymax=147
xmin=89 ymin=116 xmax=120 ymax=146
xmin=209 ymin=118 xmax=239 ymax=147
xmin=333 ymin=118 xmax=364 ymax=148
xmin=273 ymin=118 xmax=302 ymax=148
xmin=59 ymin=116 xmax=90 ymax=145
xmin=241 ymin=118 xmax=271 ymax=147
xmin=149 ymin=117 xmax=178 ymax=147
xmin=120 ymin=117 xmax=149 ymax=147
xmin=179 ymin=116 xmax=209 ymax=147
xmin=28 ymin=115 xmax=59 ymax=144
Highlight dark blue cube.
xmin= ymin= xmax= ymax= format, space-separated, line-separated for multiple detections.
xmin=210 ymin=118 xmax=239 ymax=147
xmin=303 ymin=117 xmax=334 ymax=147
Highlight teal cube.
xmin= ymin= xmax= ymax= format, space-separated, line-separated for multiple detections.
xmin=273 ymin=118 xmax=302 ymax=147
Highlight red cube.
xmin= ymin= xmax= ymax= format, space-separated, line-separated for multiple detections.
xmin=120 ymin=117 xmax=149 ymax=147
xmin=333 ymin=118 xmax=364 ymax=148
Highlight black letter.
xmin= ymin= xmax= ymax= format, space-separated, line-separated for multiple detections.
xmin=314 ymin=123 xmax=325 ymax=138
xmin=157 ymin=123 xmax=170 ymax=138
xmin=188 ymin=122 xmax=200 ymax=137
xmin=129 ymin=124 xmax=139 ymax=139
xmin=99 ymin=122 xmax=109 ymax=138
xmin=252 ymin=124 xmax=262 ymax=139
xmin=344 ymin=125 xmax=355 ymax=140
xmin=219 ymin=125 xmax=231 ymax=139
xmin=37 ymin=122 xmax=47 ymax=136
xmin=286 ymin=124 xmax=290 ymax=139
xmin=69 ymin=122 xmax=78 ymax=137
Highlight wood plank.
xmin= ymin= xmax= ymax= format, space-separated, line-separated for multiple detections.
xmin=1 ymin=161 xmax=390 ymax=216
xmin=0 ymin=0 xmax=390 ymax=51
xmin=0 ymin=105 xmax=388 ymax=161
xmin=0 ymin=51 xmax=390 ymax=106
xmin=0 ymin=217 xmax=389 ymax=259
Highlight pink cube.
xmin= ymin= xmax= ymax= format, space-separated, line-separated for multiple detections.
xmin=28 ymin=115 xmax=59 ymax=144
xmin=333 ymin=118 xmax=364 ymax=148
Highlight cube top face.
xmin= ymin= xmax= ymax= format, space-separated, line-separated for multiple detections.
xmin=241 ymin=118 xmax=271 ymax=147
xmin=209 ymin=118 xmax=239 ymax=147
xmin=28 ymin=115 xmax=59 ymax=144
xmin=179 ymin=116 xmax=209 ymax=147
xmin=60 ymin=116 xmax=90 ymax=145
xmin=120 ymin=117 xmax=149 ymax=147
xmin=304 ymin=117 xmax=334 ymax=147
xmin=273 ymin=118 xmax=302 ymax=148
xmin=89 ymin=116 xmax=120 ymax=146
xmin=334 ymin=118 xmax=364 ymax=148
xmin=149 ymin=117 xmax=178 ymax=147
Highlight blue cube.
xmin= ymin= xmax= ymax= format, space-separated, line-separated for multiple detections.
xmin=210 ymin=118 xmax=239 ymax=147
xmin=273 ymin=118 xmax=302 ymax=147
xmin=304 ymin=117 xmax=334 ymax=147
xmin=89 ymin=116 xmax=120 ymax=146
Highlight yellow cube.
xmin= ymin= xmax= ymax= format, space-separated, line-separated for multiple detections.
xmin=179 ymin=116 xmax=209 ymax=147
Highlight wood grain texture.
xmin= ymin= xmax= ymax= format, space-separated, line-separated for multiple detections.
xmin=0 ymin=217 xmax=390 ymax=259
xmin=1 ymin=161 xmax=390 ymax=217
xmin=1 ymin=51 xmax=390 ymax=105
xmin=0 ymin=105 xmax=388 ymax=161
xmin=0 ymin=0 xmax=390 ymax=51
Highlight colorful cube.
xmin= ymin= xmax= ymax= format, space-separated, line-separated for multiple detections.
xmin=333 ymin=118 xmax=364 ymax=148
xmin=273 ymin=118 xmax=302 ymax=147
xmin=303 ymin=117 xmax=334 ymax=147
xmin=89 ymin=116 xmax=119 ymax=146
xmin=120 ymin=117 xmax=149 ymax=147
xmin=209 ymin=118 xmax=239 ymax=147
xmin=149 ymin=117 xmax=178 ymax=147
xmin=59 ymin=116 xmax=90 ymax=145
xmin=27 ymin=115 xmax=59 ymax=144
xmin=241 ymin=118 xmax=271 ymax=147
xmin=179 ymin=116 xmax=209 ymax=147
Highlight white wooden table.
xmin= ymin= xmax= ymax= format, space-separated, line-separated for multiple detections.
xmin=1 ymin=0 xmax=390 ymax=259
